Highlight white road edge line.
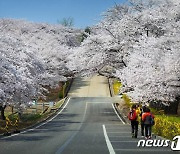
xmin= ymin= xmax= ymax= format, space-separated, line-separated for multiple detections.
xmin=2 ymin=97 xmax=71 ymax=139
xmin=112 ymin=104 xmax=125 ymax=124
xmin=102 ymin=124 xmax=115 ymax=154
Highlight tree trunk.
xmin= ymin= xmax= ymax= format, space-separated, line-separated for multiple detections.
xmin=177 ymin=97 xmax=180 ymax=115
xmin=0 ymin=105 xmax=6 ymax=120
xmin=177 ymin=102 xmax=180 ymax=115
xmin=11 ymin=106 xmax=14 ymax=114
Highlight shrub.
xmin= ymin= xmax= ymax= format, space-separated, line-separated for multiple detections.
xmin=153 ymin=115 xmax=180 ymax=140
xmin=113 ymin=80 xmax=122 ymax=95
xmin=122 ymin=93 xmax=132 ymax=107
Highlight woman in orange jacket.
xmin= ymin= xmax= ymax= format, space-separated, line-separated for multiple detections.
xmin=142 ymin=108 xmax=155 ymax=139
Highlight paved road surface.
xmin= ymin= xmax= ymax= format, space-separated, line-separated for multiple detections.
xmin=68 ymin=75 xmax=110 ymax=97
xmin=0 ymin=75 xmax=179 ymax=154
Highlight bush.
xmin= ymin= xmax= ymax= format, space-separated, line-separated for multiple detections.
xmin=113 ymin=80 xmax=122 ymax=95
xmin=153 ymin=115 xmax=180 ymax=140
xmin=122 ymin=93 xmax=132 ymax=107
xmin=59 ymin=90 xmax=64 ymax=99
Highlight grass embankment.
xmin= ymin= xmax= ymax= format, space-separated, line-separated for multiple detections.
xmin=112 ymin=79 xmax=180 ymax=140
xmin=153 ymin=114 xmax=180 ymax=140
xmin=113 ymin=80 xmax=122 ymax=95
xmin=0 ymin=99 xmax=65 ymax=134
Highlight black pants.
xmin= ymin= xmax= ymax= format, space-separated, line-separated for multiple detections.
xmin=144 ymin=124 xmax=152 ymax=138
xmin=141 ymin=122 xmax=145 ymax=136
xmin=131 ymin=121 xmax=138 ymax=138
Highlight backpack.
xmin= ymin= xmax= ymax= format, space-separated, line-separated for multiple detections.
xmin=128 ymin=110 xmax=137 ymax=121
xmin=150 ymin=115 xmax=155 ymax=125
xmin=144 ymin=114 xmax=155 ymax=125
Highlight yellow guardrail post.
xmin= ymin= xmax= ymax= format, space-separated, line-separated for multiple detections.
xmin=3 ymin=115 xmax=20 ymax=135
xmin=13 ymin=117 xmax=20 ymax=133
xmin=3 ymin=117 xmax=11 ymax=136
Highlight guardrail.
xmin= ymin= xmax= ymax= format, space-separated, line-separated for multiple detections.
xmin=2 ymin=116 xmax=20 ymax=136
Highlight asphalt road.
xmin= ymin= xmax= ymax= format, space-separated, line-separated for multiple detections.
xmin=0 ymin=75 xmax=179 ymax=154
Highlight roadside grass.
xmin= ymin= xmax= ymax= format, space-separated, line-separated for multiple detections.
xmin=113 ymin=80 xmax=122 ymax=95
xmin=153 ymin=114 xmax=180 ymax=140
xmin=155 ymin=114 xmax=180 ymax=123
xmin=122 ymin=94 xmax=132 ymax=108
xmin=113 ymin=80 xmax=134 ymax=108
xmin=0 ymin=99 xmax=65 ymax=135
xmin=149 ymin=107 xmax=165 ymax=115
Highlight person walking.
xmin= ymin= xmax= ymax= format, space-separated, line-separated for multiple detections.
xmin=142 ymin=108 xmax=155 ymax=139
xmin=139 ymin=105 xmax=147 ymax=137
xmin=128 ymin=104 xmax=139 ymax=138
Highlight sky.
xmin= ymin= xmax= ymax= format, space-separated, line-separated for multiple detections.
xmin=0 ymin=0 xmax=127 ymax=28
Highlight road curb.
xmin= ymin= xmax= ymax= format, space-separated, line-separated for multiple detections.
xmin=113 ymin=103 xmax=128 ymax=124
xmin=108 ymin=78 xmax=115 ymax=97
xmin=108 ymin=78 xmax=113 ymax=97
xmin=108 ymin=78 xmax=128 ymax=124
xmin=64 ymin=78 xmax=74 ymax=97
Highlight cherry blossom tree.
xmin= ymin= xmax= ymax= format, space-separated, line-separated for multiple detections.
xmin=1 ymin=0 xmax=180 ymax=116
xmin=0 ymin=19 xmax=81 ymax=119
xmin=104 ymin=0 xmax=180 ymax=112
xmin=67 ymin=0 xmax=180 ymax=113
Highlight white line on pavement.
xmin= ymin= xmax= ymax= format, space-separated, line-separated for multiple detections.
xmin=2 ymin=97 xmax=71 ymax=139
xmin=112 ymin=104 xmax=125 ymax=124
xmin=102 ymin=124 xmax=115 ymax=154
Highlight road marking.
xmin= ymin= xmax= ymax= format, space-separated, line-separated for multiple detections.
xmin=112 ymin=104 xmax=125 ymax=124
xmin=1 ymin=97 xmax=71 ymax=139
xmin=102 ymin=124 xmax=115 ymax=154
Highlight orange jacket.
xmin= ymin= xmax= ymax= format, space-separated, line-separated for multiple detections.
xmin=142 ymin=112 xmax=154 ymax=121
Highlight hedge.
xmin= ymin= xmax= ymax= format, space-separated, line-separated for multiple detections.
xmin=153 ymin=115 xmax=180 ymax=140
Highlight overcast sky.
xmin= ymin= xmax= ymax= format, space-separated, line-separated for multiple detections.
xmin=0 ymin=0 xmax=127 ymax=28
